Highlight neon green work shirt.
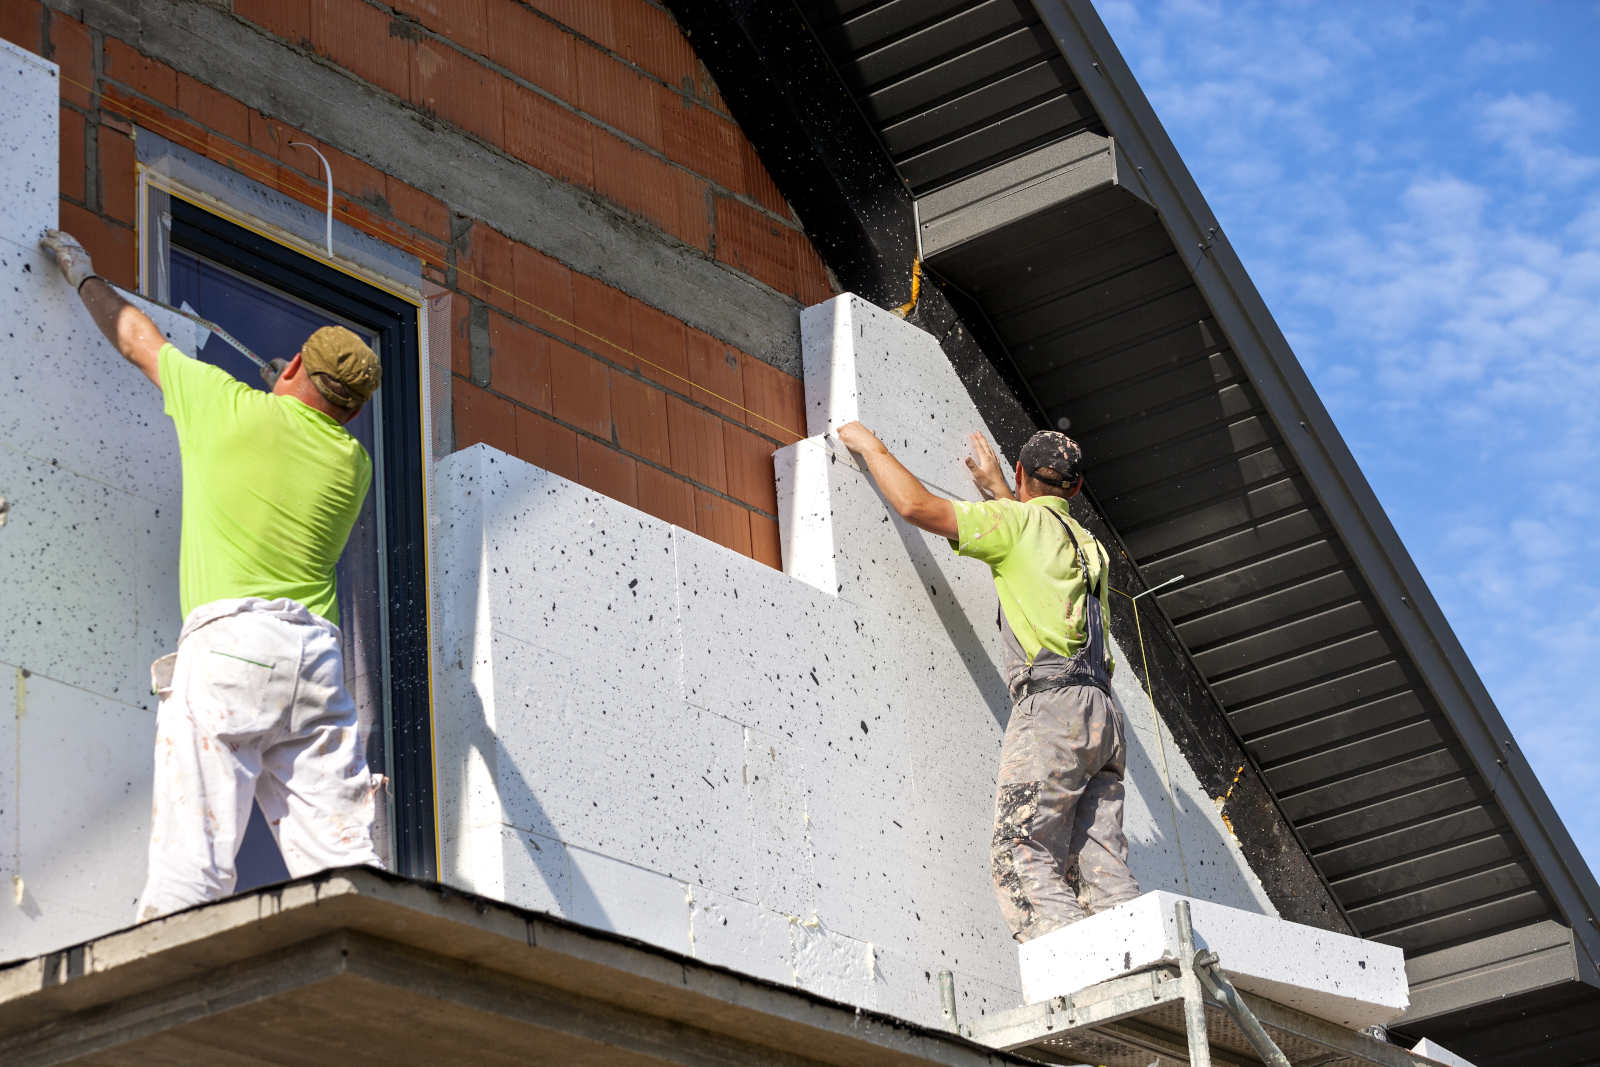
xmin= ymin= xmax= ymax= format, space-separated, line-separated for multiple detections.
xmin=159 ymin=343 xmax=371 ymax=625
xmin=951 ymin=495 xmax=1115 ymax=672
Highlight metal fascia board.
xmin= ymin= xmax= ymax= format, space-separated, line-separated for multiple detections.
xmin=1399 ymin=920 xmax=1581 ymax=1023
xmin=917 ymin=130 xmax=1119 ymax=257
xmin=1027 ymin=0 xmax=1600 ymax=972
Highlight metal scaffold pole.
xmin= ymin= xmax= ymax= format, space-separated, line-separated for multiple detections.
xmin=1174 ymin=899 xmax=1213 ymax=1067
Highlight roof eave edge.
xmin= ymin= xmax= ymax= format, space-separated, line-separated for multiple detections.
xmin=1027 ymin=0 xmax=1600 ymax=973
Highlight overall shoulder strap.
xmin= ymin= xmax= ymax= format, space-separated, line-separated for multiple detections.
xmin=1046 ymin=509 xmax=1105 ymax=597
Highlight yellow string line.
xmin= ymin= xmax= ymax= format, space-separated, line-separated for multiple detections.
xmin=1111 ymin=586 xmax=1193 ymax=896
xmin=62 ymin=72 xmax=807 ymax=446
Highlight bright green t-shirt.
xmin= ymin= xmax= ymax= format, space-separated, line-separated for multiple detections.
xmin=951 ymin=495 xmax=1114 ymax=672
xmin=159 ymin=343 xmax=371 ymax=624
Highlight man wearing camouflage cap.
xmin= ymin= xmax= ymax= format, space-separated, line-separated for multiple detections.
xmin=837 ymin=420 xmax=1139 ymax=942
xmin=41 ymin=230 xmax=385 ymax=920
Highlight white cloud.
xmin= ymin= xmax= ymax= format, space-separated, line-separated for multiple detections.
xmin=1463 ymin=36 xmax=1544 ymax=65
xmin=1477 ymin=92 xmax=1600 ymax=187
xmin=1479 ymin=91 xmax=1575 ymax=143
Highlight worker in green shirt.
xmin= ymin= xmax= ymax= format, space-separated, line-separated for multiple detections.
xmin=41 ymin=230 xmax=385 ymax=920
xmin=836 ymin=421 xmax=1139 ymax=942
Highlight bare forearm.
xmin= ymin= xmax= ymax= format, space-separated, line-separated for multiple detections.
xmin=79 ymin=278 xmax=165 ymax=386
xmin=858 ymin=446 xmax=925 ymax=514
xmin=834 ymin=420 xmax=958 ymax=537
xmin=856 ymin=445 xmax=957 ymax=537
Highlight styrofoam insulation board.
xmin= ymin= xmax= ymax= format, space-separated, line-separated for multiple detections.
xmin=0 ymin=256 xmax=196 ymax=703
xmin=778 ymin=296 xmax=1276 ymax=915
xmin=1017 ymin=890 xmax=1409 ymax=1029
xmin=0 ymin=41 xmax=56 ymax=251
xmin=1411 ymin=1038 xmax=1478 ymax=1067
xmin=0 ymin=43 xmax=205 ymax=959
xmin=430 ymin=293 xmax=1287 ymax=1028
xmin=3 ymin=671 xmax=154 ymax=950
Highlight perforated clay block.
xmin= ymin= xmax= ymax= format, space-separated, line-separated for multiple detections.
xmin=1017 ymin=890 xmax=1408 ymax=1029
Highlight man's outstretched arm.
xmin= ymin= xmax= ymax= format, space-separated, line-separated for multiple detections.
xmin=835 ymin=421 xmax=958 ymax=539
xmin=40 ymin=230 xmax=167 ymax=388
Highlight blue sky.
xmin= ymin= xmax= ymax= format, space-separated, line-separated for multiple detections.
xmin=1097 ymin=1 xmax=1600 ymax=870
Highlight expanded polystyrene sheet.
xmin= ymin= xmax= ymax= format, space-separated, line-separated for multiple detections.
xmin=1018 ymin=890 xmax=1409 ymax=1029
xmin=432 ymin=294 xmax=1283 ymax=1029
xmin=0 ymin=47 xmax=206 ymax=960
xmin=489 ymin=631 xmax=751 ymax=898
xmin=0 ymin=42 xmax=56 ymax=250
xmin=5 ymin=671 xmax=154 ymax=958
xmin=0 ymin=245 xmax=197 ymax=502
xmin=800 ymin=297 xmax=987 ymax=496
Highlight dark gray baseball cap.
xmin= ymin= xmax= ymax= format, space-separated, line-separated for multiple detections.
xmin=1018 ymin=430 xmax=1084 ymax=488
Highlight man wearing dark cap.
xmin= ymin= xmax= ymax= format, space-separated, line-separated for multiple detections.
xmin=41 ymin=230 xmax=385 ymax=920
xmin=836 ymin=420 xmax=1139 ymax=942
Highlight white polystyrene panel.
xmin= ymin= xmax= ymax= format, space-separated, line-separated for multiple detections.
xmin=804 ymin=762 xmax=920 ymax=954
xmin=427 ymin=289 xmax=1296 ymax=1028
xmin=464 ymin=823 xmax=572 ymax=917
xmin=0 ymin=449 xmax=179 ymax=701
xmin=800 ymin=295 xmax=993 ymax=495
xmin=490 ymin=631 xmax=750 ymax=899
xmin=790 ymin=916 xmax=875 ymax=1007
xmin=1413 ymin=1038 xmax=1478 ymax=1067
xmin=566 ymin=846 xmax=692 ymax=956
xmin=869 ymin=945 xmax=940 ymax=1026
xmin=427 ymin=446 xmax=495 ymax=867
xmin=740 ymin=726 xmax=816 ymax=917
xmin=676 ymin=524 xmax=857 ymax=740
xmin=772 ymin=439 xmax=838 ymax=596
xmin=0 ymin=42 xmax=57 ymax=249
xmin=1018 ymin=890 xmax=1409 ymax=1029
xmin=1 ymin=671 xmax=153 ymax=959
xmin=470 ymin=449 xmax=682 ymax=698
xmin=0 ymin=248 xmax=198 ymax=507
xmin=1150 ymin=712 xmax=1284 ymax=908
xmin=690 ymin=886 xmax=795 ymax=987
xmin=0 ymin=668 xmax=18 ymax=878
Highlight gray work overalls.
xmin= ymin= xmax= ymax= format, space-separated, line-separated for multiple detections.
xmin=989 ymin=511 xmax=1140 ymax=941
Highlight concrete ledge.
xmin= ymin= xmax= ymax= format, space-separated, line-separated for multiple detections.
xmin=1017 ymin=890 xmax=1408 ymax=1030
xmin=0 ymin=868 xmax=1032 ymax=1066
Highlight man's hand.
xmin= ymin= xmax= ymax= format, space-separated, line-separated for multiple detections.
xmin=964 ymin=432 xmax=1015 ymax=501
xmin=45 ymin=234 xmax=169 ymax=388
xmin=261 ymin=358 xmax=289 ymax=390
xmin=835 ymin=420 xmax=885 ymax=456
xmin=40 ymin=229 xmax=96 ymax=289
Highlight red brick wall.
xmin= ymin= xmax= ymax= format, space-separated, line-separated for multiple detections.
xmin=4 ymin=0 xmax=831 ymax=567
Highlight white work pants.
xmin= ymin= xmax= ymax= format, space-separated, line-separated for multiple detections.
xmin=136 ymin=598 xmax=381 ymax=921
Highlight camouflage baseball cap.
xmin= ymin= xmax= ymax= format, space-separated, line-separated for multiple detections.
xmin=1018 ymin=430 xmax=1084 ymax=488
xmin=301 ymin=325 xmax=380 ymax=410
